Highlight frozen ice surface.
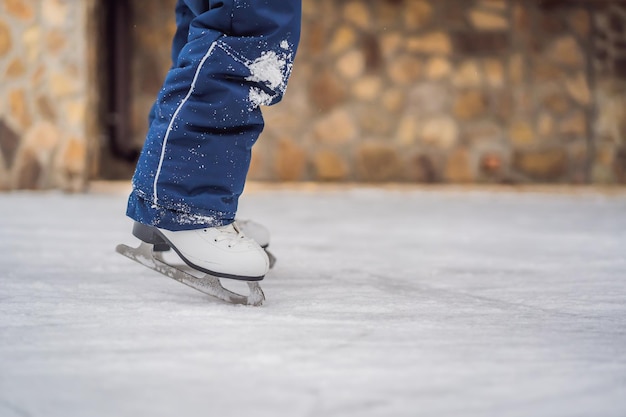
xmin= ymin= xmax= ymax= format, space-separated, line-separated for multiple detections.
xmin=1 ymin=185 xmax=625 ymax=417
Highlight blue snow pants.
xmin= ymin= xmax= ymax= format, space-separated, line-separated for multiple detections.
xmin=126 ymin=0 xmax=301 ymax=230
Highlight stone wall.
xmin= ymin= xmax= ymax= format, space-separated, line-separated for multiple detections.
xmin=1 ymin=0 xmax=625 ymax=189
xmin=249 ymin=0 xmax=625 ymax=183
xmin=0 ymin=0 xmax=96 ymax=191
xmin=593 ymin=2 xmax=626 ymax=183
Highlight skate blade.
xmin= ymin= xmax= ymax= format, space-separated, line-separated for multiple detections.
xmin=116 ymin=242 xmax=265 ymax=306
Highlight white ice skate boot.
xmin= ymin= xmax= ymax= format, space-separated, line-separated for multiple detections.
xmin=236 ymin=219 xmax=276 ymax=268
xmin=236 ymin=219 xmax=270 ymax=248
xmin=132 ymin=222 xmax=269 ymax=280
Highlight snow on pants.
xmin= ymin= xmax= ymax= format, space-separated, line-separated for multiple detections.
xmin=126 ymin=0 xmax=301 ymax=231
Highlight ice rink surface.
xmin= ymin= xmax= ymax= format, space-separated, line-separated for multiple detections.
xmin=1 ymin=184 xmax=625 ymax=417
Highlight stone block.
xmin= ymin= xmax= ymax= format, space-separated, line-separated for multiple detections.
xmin=483 ymin=58 xmax=504 ymax=88
xmin=337 ymin=49 xmax=365 ymax=80
xmin=565 ymin=72 xmax=591 ymax=105
xmin=329 ymin=25 xmax=356 ymax=55
xmin=469 ymin=9 xmax=508 ymax=30
xmin=537 ymin=113 xmax=555 ymax=137
xmin=59 ymin=136 xmax=86 ymax=177
xmin=533 ymin=61 xmax=566 ymax=82
xmin=22 ymin=26 xmax=40 ymax=64
xmin=407 ymin=153 xmax=441 ymax=183
xmin=397 ymin=114 xmax=419 ymax=146
xmin=387 ymin=54 xmax=422 ymax=85
xmin=343 ymin=1 xmax=370 ymax=29
xmin=453 ymin=90 xmax=489 ymax=121
xmin=50 ymin=70 xmax=81 ymax=98
xmin=421 ymin=116 xmax=459 ymax=149
xmin=31 ymin=65 xmax=46 ymax=87
xmin=409 ymin=83 xmax=450 ymax=115
xmin=542 ymin=92 xmax=571 ymax=115
xmin=309 ymin=69 xmax=347 ymax=112
xmin=45 ymin=29 xmax=66 ymax=54
xmin=513 ymin=89 xmax=533 ymax=114
xmin=380 ymin=32 xmax=403 ymax=59
xmin=5 ymin=58 xmax=25 ymax=78
xmin=303 ymin=19 xmax=326 ymax=55
xmin=4 ymin=0 xmax=34 ymax=20
xmin=314 ymin=108 xmax=357 ymax=144
xmin=461 ymin=121 xmax=504 ymax=144
xmin=14 ymin=148 xmax=41 ymax=189
xmin=406 ymin=32 xmax=452 ymax=55
xmin=425 ymin=57 xmax=452 ymax=80
xmin=352 ymin=76 xmax=382 ymax=102
xmin=548 ymin=36 xmax=584 ymax=68
xmin=0 ymin=19 xmax=12 ymax=57
xmin=453 ymin=60 xmax=482 ymax=88
xmin=492 ymin=90 xmax=513 ymax=122
xmin=509 ymin=120 xmax=536 ymax=147
xmin=404 ymin=1 xmax=433 ymax=30
xmin=20 ymin=121 xmax=61 ymax=179
xmin=513 ymin=148 xmax=568 ymax=180
xmin=358 ymin=105 xmax=394 ymax=137
xmin=42 ymin=0 xmax=69 ymax=26
xmin=313 ymin=150 xmax=348 ymax=181
xmin=508 ymin=53 xmax=525 ymax=85
xmin=559 ymin=110 xmax=587 ymax=137
xmin=274 ymin=137 xmax=306 ymax=181
xmin=444 ymin=147 xmax=474 ymax=183
xmin=64 ymin=99 xmax=86 ymax=127
xmin=356 ymin=142 xmax=402 ymax=182
xmin=9 ymin=89 xmax=31 ymax=129
xmin=382 ymin=89 xmax=406 ymax=114
xmin=36 ymin=95 xmax=56 ymax=121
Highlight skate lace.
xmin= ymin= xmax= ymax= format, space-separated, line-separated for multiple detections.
xmin=204 ymin=224 xmax=248 ymax=248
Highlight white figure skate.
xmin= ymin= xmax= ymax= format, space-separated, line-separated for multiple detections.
xmin=116 ymin=221 xmax=270 ymax=306
xmin=236 ymin=219 xmax=276 ymax=268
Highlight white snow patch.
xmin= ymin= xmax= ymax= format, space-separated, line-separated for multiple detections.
xmin=248 ymin=87 xmax=274 ymax=107
xmin=246 ymin=50 xmax=287 ymax=90
xmin=175 ymin=212 xmax=217 ymax=226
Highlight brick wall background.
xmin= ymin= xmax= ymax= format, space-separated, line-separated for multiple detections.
xmin=1 ymin=0 xmax=625 ymax=190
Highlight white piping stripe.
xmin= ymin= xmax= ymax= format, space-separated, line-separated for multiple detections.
xmin=152 ymin=41 xmax=219 ymax=206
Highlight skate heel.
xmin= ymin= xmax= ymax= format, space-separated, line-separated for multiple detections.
xmin=132 ymin=222 xmax=170 ymax=251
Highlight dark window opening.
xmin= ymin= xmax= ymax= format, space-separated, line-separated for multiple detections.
xmin=98 ymin=0 xmax=140 ymax=179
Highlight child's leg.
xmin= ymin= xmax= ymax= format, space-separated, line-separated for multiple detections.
xmin=128 ymin=0 xmax=301 ymax=231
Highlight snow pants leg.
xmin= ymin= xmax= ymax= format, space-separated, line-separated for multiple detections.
xmin=126 ymin=0 xmax=301 ymax=231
